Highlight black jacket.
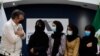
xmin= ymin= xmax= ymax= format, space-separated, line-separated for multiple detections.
xmin=79 ymin=37 xmax=98 ymax=56
xmin=28 ymin=31 xmax=49 ymax=56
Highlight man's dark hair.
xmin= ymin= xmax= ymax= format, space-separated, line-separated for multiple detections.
xmin=11 ymin=9 xmax=24 ymax=19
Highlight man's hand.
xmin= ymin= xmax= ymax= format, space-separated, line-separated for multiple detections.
xmin=15 ymin=28 xmax=24 ymax=37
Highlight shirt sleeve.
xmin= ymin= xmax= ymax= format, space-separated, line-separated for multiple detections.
xmin=3 ymin=24 xmax=21 ymax=44
xmin=47 ymin=36 xmax=52 ymax=56
xmin=58 ymin=34 xmax=66 ymax=55
xmin=18 ymin=24 xmax=25 ymax=39
xmin=21 ymin=30 xmax=26 ymax=39
xmin=73 ymin=38 xmax=80 ymax=56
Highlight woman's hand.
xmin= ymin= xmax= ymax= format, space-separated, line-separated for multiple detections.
xmin=30 ymin=48 xmax=39 ymax=55
xmin=30 ymin=48 xmax=34 ymax=53
xmin=87 ymin=42 xmax=92 ymax=47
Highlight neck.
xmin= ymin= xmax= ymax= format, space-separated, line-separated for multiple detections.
xmin=12 ymin=19 xmax=19 ymax=25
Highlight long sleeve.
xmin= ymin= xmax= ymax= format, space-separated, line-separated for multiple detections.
xmin=28 ymin=34 xmax=34 ymax=49
xmin=21 ymin=29 xmax=25 ymax=39
xmin=47 ymin=36 xmax=53 ymax=56
xmin=28 ymin=34 xmax=35 ymax=56
xmin=73 ymin=38 xmax=80 ymax=56
xmin=3 ymin=24 xmax=21 ymax=44
xmin=47 ymin=36 xmax=55 ymax=56
xmin=47 ymin=37 xmax=50 ymax=55
xmin=18 ymin=24 xmax=25 ymax=39
xmin=92 ymin=38 xmax=98 ymax=54
xmin=58 ymin=35 xmax=66 ymax=55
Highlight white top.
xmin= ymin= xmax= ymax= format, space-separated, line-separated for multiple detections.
xmin=0 ymin=19 xmax=25 ymax=56
xmin=47 ymin=34 xmax=66 ymax=56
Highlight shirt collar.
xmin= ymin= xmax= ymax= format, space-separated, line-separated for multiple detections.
xmin=10 ymin=19 xmax=18 ymax=26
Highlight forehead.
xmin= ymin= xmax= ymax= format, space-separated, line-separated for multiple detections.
xmin=85 ymin=30 xmax=91 ymax=31
xmin=36 ymin=22 xmax=40 ymax=25
xmin=19 ymin=14 xmax=24 ymax=17
xmin=18 ymin=15 xmax=24 ymax=19
xmin=67 ymin=27 xmax=72 ymax=30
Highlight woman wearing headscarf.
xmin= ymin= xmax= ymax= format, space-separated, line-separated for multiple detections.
xmin=47 ymin=21 xmax=66 ymax=56
xmin=64 ymin=24 xmax=80 ymax=56
xmin=79 ymin=25 xmax=98 ymax=56
xmin=28 ymin=20 xmax=49 ymax=56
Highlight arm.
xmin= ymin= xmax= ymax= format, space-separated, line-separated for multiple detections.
xmin=47 ymin=36 xmax=52 ymax=56
xmin=28 ymin=34 xmax=34 ymax=55
xmin=17 ymin=24 xmax=25 ymax=39
xmin=58 ymin=35 xmax=66 ymax=55
xmin=73 ymin=38 xmax=80 ymax=56
xmin=92 ymin=38 xmax=98 ymax=53
xmin=3 ymin=24 xmax=21 ymax=44
xmin=20 ymin=28 xmax=25 ymax=39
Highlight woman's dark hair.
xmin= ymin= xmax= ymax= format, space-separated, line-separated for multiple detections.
xmin=53 ymin=21 xmax=63 ymax=32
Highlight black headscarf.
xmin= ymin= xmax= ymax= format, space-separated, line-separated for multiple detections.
xmin=35 ymin=20 xmax=45 ymax=32
xmin=67 ymin=24 xmax=79 ymax=42
xmin=51 ymin=21 xmax=64 ymax=38
xmin=83 ymin=25 xmax=96 ymax=40
xmin=51 ymin=21 xmax=64 ymax=56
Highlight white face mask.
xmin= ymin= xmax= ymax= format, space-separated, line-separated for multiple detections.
xmin=52 ymin=26 xmax=56 ymax=32
xmin=67 ymin=30 xmax=73 ymax=35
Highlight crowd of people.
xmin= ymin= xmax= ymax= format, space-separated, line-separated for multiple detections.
xmin=0 ymin=9 xmax=99 ymax=56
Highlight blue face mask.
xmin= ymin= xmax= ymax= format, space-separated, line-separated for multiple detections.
xmin=84 ymin=31 xmax=91 ymax=36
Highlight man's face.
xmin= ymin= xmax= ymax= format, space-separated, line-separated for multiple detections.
xmin=16 ymin=15 xmax=24 ymax=24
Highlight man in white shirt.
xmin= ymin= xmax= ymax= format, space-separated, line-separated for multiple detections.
xmin=0 ymin=9 xmax=25 ymax=56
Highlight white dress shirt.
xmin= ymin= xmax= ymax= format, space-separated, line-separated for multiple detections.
xmin=0 ymin=19 xmax=25 ymax=56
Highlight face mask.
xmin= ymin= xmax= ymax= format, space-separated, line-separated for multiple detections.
xmin=67 ymin=30 xmax=73 ymax=35
xmin=84 ymin=31 xmax=91 ymax=36
xmin=52 ymin=26 xmax=56 ymax=32
xmin=19 ymin=20 xmax=24 ymax=24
